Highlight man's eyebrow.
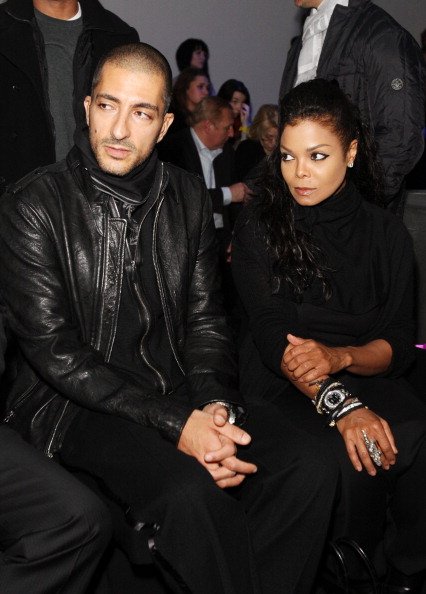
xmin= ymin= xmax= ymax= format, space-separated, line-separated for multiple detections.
xmin=95 ymin=93 xmax=159 ymax=113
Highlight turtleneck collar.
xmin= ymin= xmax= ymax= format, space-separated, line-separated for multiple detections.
xmin=74 ymin=126 xmax=158 ymax=206
xmin=293 ymin=179 xmax=362 ymax=232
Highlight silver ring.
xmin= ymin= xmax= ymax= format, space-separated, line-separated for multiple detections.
xmin=361 ymin=429 xmax=382 ymax=467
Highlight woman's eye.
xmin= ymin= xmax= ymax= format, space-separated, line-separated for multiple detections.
xmin=281 ymin=153 xmax=294 ymax=162
xmin=311 ymin=152 xmax=328 ymax=161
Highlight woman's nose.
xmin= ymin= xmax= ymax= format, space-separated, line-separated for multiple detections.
xmin=296 ymin=159 xmax=310 ymax=178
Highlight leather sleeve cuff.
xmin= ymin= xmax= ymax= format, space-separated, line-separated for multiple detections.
xmin=156 ymin=399 xmax=194 ymax=445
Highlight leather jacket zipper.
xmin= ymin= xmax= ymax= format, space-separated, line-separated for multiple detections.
xmin=152 ymin=193 xmax=185 ymax=375
xmin=129 ymin=258 xmax=168 ymax=395
xmin=45 ymin=399 xmax=70 ymax=458
xmin=108 ymin=169 xmax=170 ymax=395
xmin=3 ymin=380 xmax=40 ymax=423
xmin=103 ymin=164 xmax=183 ymax=390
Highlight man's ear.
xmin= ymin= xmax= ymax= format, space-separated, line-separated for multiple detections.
xmin=203 ymin=119 xmax=213 ymax=134
xmin=157 ymin=112 xmax=174 ymax=143
xmin=83 ymin=96 xmax=92 ymax=126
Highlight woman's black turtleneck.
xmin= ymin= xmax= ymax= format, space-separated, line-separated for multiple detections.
xmin=232 ymin=180 xmax=415 ymax=379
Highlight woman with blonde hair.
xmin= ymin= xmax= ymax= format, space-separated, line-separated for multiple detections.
xmin=236 ymin=104 xmax=279 ymax=180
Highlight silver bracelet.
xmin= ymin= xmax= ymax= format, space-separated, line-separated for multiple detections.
xmin=329 ymin=398 xmax=365 ymax=426
xmin=210 ymin=401 xmax=237 ymax=424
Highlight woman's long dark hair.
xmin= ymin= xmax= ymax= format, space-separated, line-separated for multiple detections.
xmin=176 ymin=38 xmax=210 ymax=78
xmin=217 ymin=79 xmax=251 ymax=107
xmin=255 ymin=78 xmax=385 ymax=299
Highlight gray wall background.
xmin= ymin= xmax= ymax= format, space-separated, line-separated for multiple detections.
xmin=100 ymin=0 xmax=426 ymax=114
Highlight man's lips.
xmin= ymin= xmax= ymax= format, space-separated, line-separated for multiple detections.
xmin=104 ymin=145 xmax=131 ymax=159
xmin=294 ymin=187 xmax=316 ymax=196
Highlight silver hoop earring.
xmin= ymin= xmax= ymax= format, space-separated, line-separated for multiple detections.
xmin=348 ymin=162 xmax=354 ymax=168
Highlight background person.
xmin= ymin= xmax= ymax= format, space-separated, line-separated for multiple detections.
xmin=159 ymin=96 xmax=251 ymax=251
xmin=280 ymin=0 xmax=425 ymax=212
xmin=175 ymin=37 xmax=211 ymax=80
xmin=164 ymin=67 xmax=210 ymax=137
xmin=232 ymin=79 xmax=426 ymax=593
xmin=0 ymin=0 xmax=138 ymax=194
xmin=235 ymin=103 xmax=279 ymax=181
xmin=218 ymin=78 xmax=251 ymax=148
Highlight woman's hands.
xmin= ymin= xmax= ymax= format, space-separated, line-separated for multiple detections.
xmin=281 ymin=333 xmax=350 ymax=383
xmin=281 ymin=334 xmax=392 ymax=380
xmin=281 ymin=334 xmax=398 ymax=475
xmin=240 ymin=103 xmax=250 ymax=127
xmin=336 ymin=407 xmax=397 ymax=476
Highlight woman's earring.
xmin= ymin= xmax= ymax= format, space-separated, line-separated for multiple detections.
xmin=347 ymin=161 xmax=354 ymax=168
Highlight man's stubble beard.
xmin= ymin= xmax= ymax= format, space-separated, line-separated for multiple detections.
xmin=90 ymin=135 xmax=159 ymax=177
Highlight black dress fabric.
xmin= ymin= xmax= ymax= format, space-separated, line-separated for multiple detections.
xmin=233 ymin=182 xmax=416 ymax=384
xmin=232 ymin=182 xmax=426 ymax=579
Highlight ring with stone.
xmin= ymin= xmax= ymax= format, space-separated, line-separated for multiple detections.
xmin=361 ymin=429 xmax=382 ymax=467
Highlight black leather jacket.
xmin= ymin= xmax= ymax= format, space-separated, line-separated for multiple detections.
xmin=0 ymin=148 xmax=242 ymax=456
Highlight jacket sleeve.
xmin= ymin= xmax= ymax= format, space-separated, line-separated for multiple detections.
xmin=365 ymin=25 xmax=425 ymax=202
xmin=368 ymin=216 xmax=416 ymax=377
xmin=208 ymin=188 xmax=225 ymax=214
xmin=180 ymin=181 xmax=243 ymax=411
xmin=0 ymin=190 xmax=192 ymax=445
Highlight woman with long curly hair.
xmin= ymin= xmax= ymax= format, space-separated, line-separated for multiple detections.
xmin=232 ymin=79 xmax=426 ymax=593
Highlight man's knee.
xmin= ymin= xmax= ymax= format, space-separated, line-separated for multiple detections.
xmin=61 ymin=481 xmax=112 ymax=554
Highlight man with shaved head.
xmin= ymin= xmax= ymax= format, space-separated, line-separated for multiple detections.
xmin=0 ymin=42 xmax=338 ymax=593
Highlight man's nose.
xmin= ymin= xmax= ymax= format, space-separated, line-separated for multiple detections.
xmin=111 ymin=111 xmax=130 ymax=140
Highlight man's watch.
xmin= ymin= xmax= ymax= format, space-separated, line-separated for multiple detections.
xmin=213 ymin=401 xmax=237 ymax=424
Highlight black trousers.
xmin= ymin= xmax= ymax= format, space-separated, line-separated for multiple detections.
xmin=60 ymin=402 xmax=339 ymax=594
xmin=268 ymin=375 xmax=426 ymax=579
xmin=0 ymin=425 xmax=111 ymax=594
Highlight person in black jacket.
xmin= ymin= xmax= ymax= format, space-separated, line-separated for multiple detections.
xmin=280 ymin=0 xmax=425 ymax=212
xmin=0 ymin=43 xmax=338 ymax=593
xmin=0 ymin=313 xmax=112 ymax=593
xmin=0 ymin=0 xmax=138 ymax=194
xmin=233 ymin=78 xmax=426 ymax=593
xmin=159 ymin=96 xmax=251 ymax=251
